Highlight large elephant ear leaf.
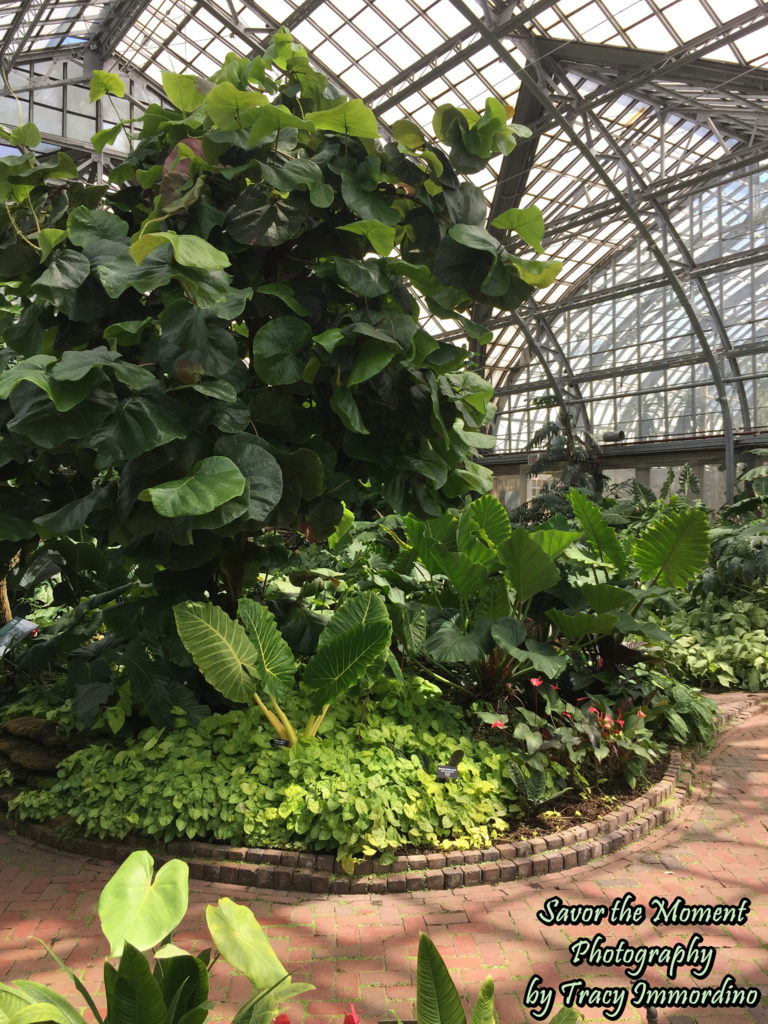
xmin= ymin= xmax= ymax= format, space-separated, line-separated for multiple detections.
xmin=632 ymin=506 xmax=709 ymax=588
xmin=98 ymin=850 xmax=189 ymax=957
xmin=416 ymin=933 xmax=466 ymax=1024
xmin=497 ymin=528 xmax=560 ymax=607
xmin=237 ymin=598 xmax=295 ymax=701
xmin=206 ymin=898 xmax=288 ymax=990
xmin=304 ymin=592 xmax=392 ymax=712
xmin=173 ymin=601 xmax=257 ymax=703
xmin=568 ymin=489 xmax=628 ymax=575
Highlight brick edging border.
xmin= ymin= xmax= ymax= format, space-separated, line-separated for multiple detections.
xmin=0 ymin=695 xmax=759 ymax=894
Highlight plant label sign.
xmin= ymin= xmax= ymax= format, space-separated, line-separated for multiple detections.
xmin=0 ymin=616 xmax=37 ymax=658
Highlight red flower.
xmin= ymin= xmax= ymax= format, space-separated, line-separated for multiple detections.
xmin=490 ymin=721 xmax=506 ymax=729
xmin=638 ymin=710 xmax=646 ymax=718
xmin=530 ymin=677 xmax=543 ymax=687
xmin=343 ymin=1006 xmax=361 ymax=1024
xmin=589 ymin=706 xmax=600 ymax=714
xmin=273 ymin=1015 xmax=290 ymax=1024
xmin=576 ymin=697 xmax=588 ymax=703
xmin=541 ymin=729 xmax=550 ymax=740
xmin=561 ymin=712 xmax=572 ymax=720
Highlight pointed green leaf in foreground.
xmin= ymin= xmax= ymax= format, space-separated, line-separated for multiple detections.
xmin=109 ymin=944 xmax=166 ymax=1024
xmin=469 ymin=977 xmax=495 ymax=1024
xmin=416 ymin=933 xmax=466 ymax=1024
xmin=569 ymin=489 xmax=628 ymax=574
xmin=206 ymin=898 xmax=288 ymax=989
xmin=498 ymin=528 xmax=560 ymax=607
xmin=632 ymin=506 xmax=709 ymax=588
xmin=97 ymin=850 xmax=189 ymax=957
xmin=8 ymin=981 xmax=86 ymax=1024
xmin=237 ymin=598 xmax=295 ymax=701
xmin=174 ymin=601 xmax=258 ymax=703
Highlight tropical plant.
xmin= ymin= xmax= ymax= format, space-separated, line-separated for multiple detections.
xmin=173 ymin=590 xmax=392 ymax=744
xmin=0 ymin=848 xmax=312 ymax=1024
xmin=0 ymin=29 xmax=561 ymax=724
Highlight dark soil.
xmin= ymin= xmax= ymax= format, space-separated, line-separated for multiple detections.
xmin=495 ymin=754 xmax=670 ymax=842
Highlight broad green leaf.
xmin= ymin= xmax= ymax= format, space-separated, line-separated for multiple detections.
xmin=431 ymin=545 xmax=488 ymax=599
xmin=214 ymin=435 xmax=283 ymax=522
xmin=35 ymin=249 xmax=91 ymax=290
xmin=580 ymin=582 xmax=635 ymax=613
xmin=237 ymin=599 xmax=295 ymax=701
xmin=34 ymin=484 xmax=113 ymax=534
xmin=425 ymin=615 xmax=489 ymax=664
xmin=139 ymin=457 xmax=246 ymax=517
xmin=0 ymin=354 xmax=55 ymax=400
xmin=68 ymin=207 xmax=129 ymax=246
xmin=330 ymin=385 xmax=368 ymax=434
xmin=416 ymin=933 xmax=466 ymax=1024
xmin=130 ymin=231 xmax=229 ymax=270
xmin=569 ymin=489 xmax=628 ymax=574
xmin=205 ymin=81 xmax=267 ymax=128
xmin=9 ymin=123 xmax=41 ymax=149
xmin=206 ymin=898 xmax=288 ymax=989
xmin=305 ymin=592 xmax=392 ymax=710
xmin=37 ymin=228 xmax=67 ymax=260
xmin=468 ymin=494 xmax=511 ymax=548
xmin=89 ymin=70 xmax=125 ymax=101
xmin=448 ymin=223 xmax=500 ymax=255
xmin=547 ymin=609 xmax=619 ymax=640
xmin=91 ymin=124 xmax=122 ymax=154
xmin=340 ymin=170 xmax=399 ymax=226
xmin=307 ymin=99 xmax=379 ymax=138
xmin=260 ymin=157 xmax=333 ymax=208
xmin=174 ymin=601 xmax=258 ymax=703
xmin=491 ymin=206 xmax=546 ymax=253
xmin=162 ymin=71 xmax=207 ymax=112
xmin=0 ymin=511 xmax=36 ymax=541
xmin=88 ymin=390 xmax=189 ymax=469
xmin=108 ymin=944 xmax=166 ymax=1024
xmin=257 ymin=282 xmax=309 ymax=315
xmin=252 ymin=316 xmax=311 ymax=385
xmin=498 ymin=529 xmax=560 ymax=607
xmin=49 ymin=346 xmax=121 ymax=382
xmin=347 ymin=338 xmax=396 ymax=386
xmin=97 ymin=850 xmax=189 ymax=957
xmin=333 ymin=256 xmax=389 ymax=297
xmin=338 ymin=220 xmax=396 ymax=257
xmin=507 ymin=254 xmax=562 ymax=287
xmin=8 ymin=982 xmax=86 ymax=1024
xmin=245 ymin=104 xmax=307 ymax=145
xmin=530 ymin=528 xmax=582 ymax=559
xmin=490 ymin=617 xmax=527 ymax=653
xmin=391 ymin=119 xmax=425 ymax=148
xmin=632 ymin=506 xmax=709 ymax=588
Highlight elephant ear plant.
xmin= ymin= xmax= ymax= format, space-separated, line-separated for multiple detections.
xmin=0 ymin=849 xmax=582 ymax=1024
xmin=0 ymin=849 xmax=313 ymax=1024
xmin=0 ymin=28 xmax=560 ymax=726
xmin=173 ymin=592 xmax=392 ymax=744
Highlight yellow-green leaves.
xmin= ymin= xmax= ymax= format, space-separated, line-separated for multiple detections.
xmin=89 ymin=69 xmax=125 ymax=101
xmin=161 ymin=71 xmax=208 ymax=112
xmin=130 ymin=231 xmax=230 ymax=269
xmin=307 ymin=98 xmax=379 ymax=138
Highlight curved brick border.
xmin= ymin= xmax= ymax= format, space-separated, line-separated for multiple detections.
xmin=0 ymin=695 xmax=758 ymax=893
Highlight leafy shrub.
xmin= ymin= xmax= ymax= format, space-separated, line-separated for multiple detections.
xmin=10 ymin=679 xmax=518 ymax=867
xmin=659 ymin=595 xmax=768 ymax=692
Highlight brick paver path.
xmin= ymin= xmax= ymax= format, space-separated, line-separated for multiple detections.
xmin=1 ymin=694 xmax=767 ymax=1024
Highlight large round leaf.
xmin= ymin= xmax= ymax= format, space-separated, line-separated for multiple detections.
xmin=97 ymin=850 xmax=189 ymax=957
xmin=139 ymin=456 xmax=246 ymax=517
xmin=206 ymin=897 xmax=288 ymax=989
xmin=632 ymin=506 xmax=709 ymax=588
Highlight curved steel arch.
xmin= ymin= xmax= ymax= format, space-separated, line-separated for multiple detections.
xmin=447 ymin=0 xmax=740 ymax=499
xmin=537 ymin=61 xmax=753 ymax=439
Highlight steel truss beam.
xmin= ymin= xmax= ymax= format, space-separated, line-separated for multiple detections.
xmin=449 ymin=0 xmax=745 ymax=500
xmin=0 ymin=0 xmax=48 ymax=68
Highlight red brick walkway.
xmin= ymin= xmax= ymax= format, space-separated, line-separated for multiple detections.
xmin=1 ymin=694 xmax=767 ymax=1024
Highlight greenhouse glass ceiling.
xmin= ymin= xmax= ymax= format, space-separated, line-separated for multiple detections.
xmin=1 ymin=0 xmax=767 ymax=497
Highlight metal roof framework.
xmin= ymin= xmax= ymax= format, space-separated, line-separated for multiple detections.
xmin=1 ymin=0 xmax=767 ymax=499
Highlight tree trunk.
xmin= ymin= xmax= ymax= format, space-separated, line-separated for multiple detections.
xmin=0 ymin=577 xmax=11 ymax=625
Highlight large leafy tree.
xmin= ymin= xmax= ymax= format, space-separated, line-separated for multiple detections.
xmin=0 ymin=31 xmax=560 ymax=719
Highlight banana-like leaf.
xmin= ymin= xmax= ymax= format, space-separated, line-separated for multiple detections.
xmin=206 ymin=898 xmax=288 ymax=990
xmin=632 ymin=506 xmax=709 ymax=588
xmin=98 ymin=850 xmax=189 ymax=957
xmin=416 ymin=934 xmax=466 ymax=1024
xmin=237 ymin=598 xmax=296 ymax=701
xmin=108 ymin=944 xmax=166 ymax=1024
xmin=497 ymin=529 xmax=560 ymax=607
xmin=469 ymin=978 xmax=495 ymax=1024
xmin=7 ymin=983 xmax=86 ymax=1024
xmin=304 ymin=592 xmax=391 ymax=711
xmin=569 ymin=489 xmax=628 ymax=574
xmin=174 ymin=601 xmax=257 ymax=703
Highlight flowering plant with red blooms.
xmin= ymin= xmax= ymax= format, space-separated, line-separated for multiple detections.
xmin=272 ymin=1015 xmax=291 ymax=1024
xmin=530 ymin=677 xmax=544 ymax=687
xmin=342 ymin=1005 xmax=361 ymax=1024
xmin=491 ymin=721 xmax=507 ymax=729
